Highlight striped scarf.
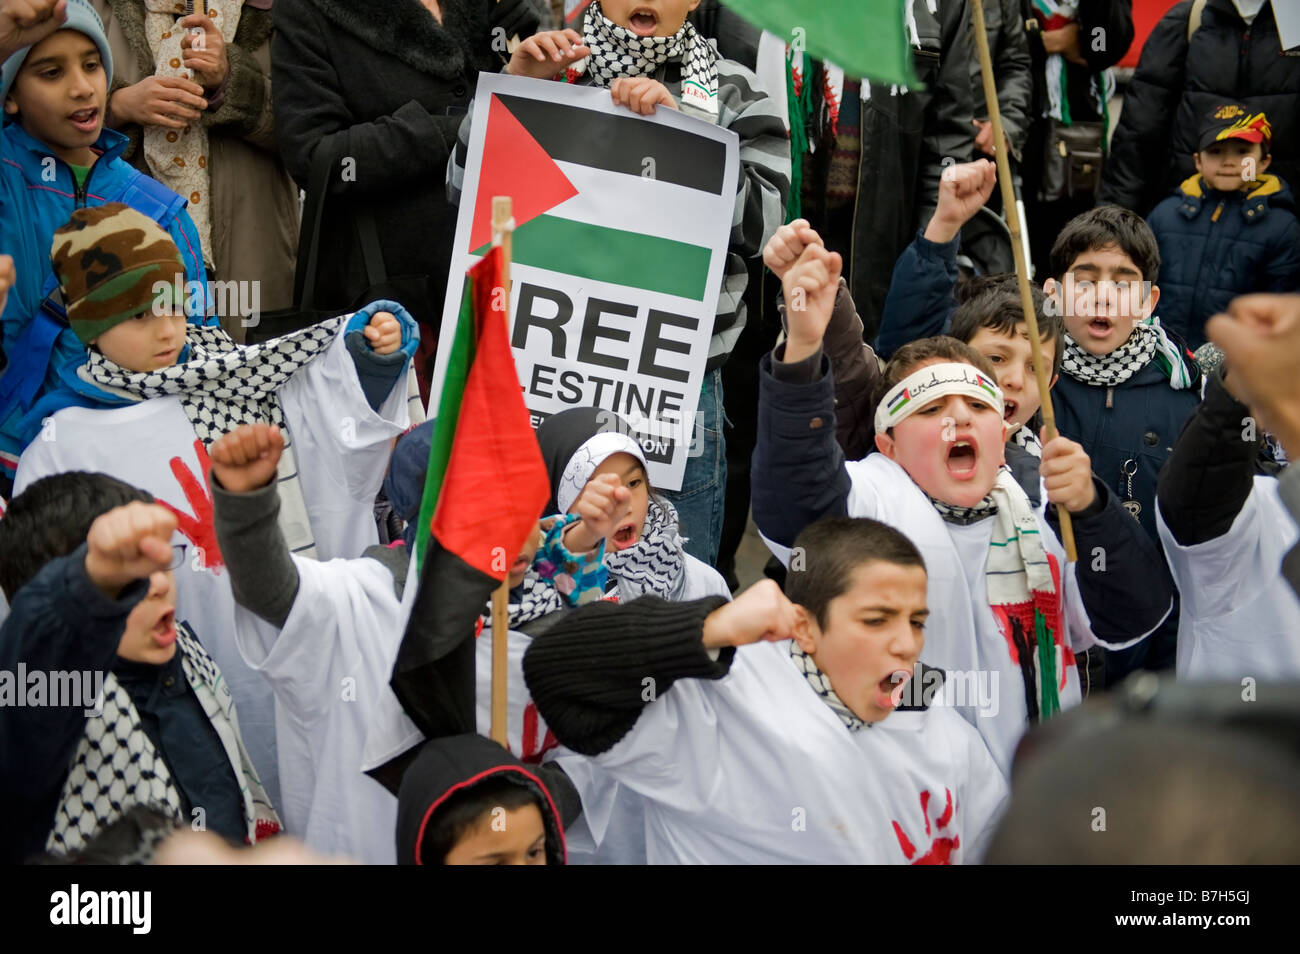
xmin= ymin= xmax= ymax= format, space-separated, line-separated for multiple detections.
xmin=932 ymin=468 xmax=1065 ymax=723
xmin=83 ymin=319 xmax=342 ymax=560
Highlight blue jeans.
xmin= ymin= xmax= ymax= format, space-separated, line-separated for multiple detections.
xmin=662 ymin=368 xmax=727 ymax=567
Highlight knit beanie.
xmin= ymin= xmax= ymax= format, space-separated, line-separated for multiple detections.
xmin=51 ymin=203 xmax=186 ymax=344
xmin=1 ymin=0 xmax=114 ymax=106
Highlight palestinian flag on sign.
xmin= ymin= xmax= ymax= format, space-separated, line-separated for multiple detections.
xmin=467 ymin=91 xmax=729 ymax=302
xmin=390 ymin=247 xmax=550 ymax=739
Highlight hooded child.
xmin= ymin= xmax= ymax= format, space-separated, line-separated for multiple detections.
xmin=0 ymin=474 xmax=279 ymax=863
xmin=0 ymin=0 xmax=212 ymax=488
xmin=751 ymin=239 xmax=1173 ymax=773
xmin=523 ymin=516 xmax=1009 ymax=863
xmin=14 ymin=203 xmax=419 ymax=812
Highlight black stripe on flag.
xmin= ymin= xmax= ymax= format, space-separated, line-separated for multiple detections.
xmin=497 ymin=93 xmax=727 ymax=195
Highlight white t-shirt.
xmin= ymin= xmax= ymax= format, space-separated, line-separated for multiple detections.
xmin=765 ymin=454 xmax=1155 ymax=775
xmin=570 ymin=638 xmax=1007 ymax=864
xmin=1158 ymin=476 xmax=1300 ymax=682
xmin=14 ymin=325 xmax=410 ymax=812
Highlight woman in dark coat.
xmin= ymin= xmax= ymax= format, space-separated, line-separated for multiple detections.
xmin=272 ymin=0 xmax=541 ymax=399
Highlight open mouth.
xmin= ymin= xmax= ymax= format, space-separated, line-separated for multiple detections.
xmin=1003 ymin=399 xmax=1018 ymax=424
xmin=68 ymin=106 xmax=99 ymax=133
xmin=1086 ymin=316 xmax=1113 ymax=339
xmin=628 ymin=7 xmax=659 ymax=35
xmin=153 ymin=609 xmax=177 ymax=648
xmin=610 ymin=522 xmax=640 ymax=550
xmin=945 ymin=440 xmax=978 ymax=478
xmin=877 ymin=669 xmax=911 ymax=710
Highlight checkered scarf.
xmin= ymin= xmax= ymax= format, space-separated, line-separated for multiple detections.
xmin=1061 ymin=321 xmax=1196 ymax=390
xmin=789 ymin=642 xmax=865 ymax=731
xmin=47 ymin=623 xmax=280 ymax=857
xmin=1009 ymin=424 xmax=1043 ymax=458
xmin=605 ymin=497 xmax=686 ymax=600
xmin=574 ymin=1 xmax=718 ymax=118
xmin=83 ymin=320 xmax=343 ymax=559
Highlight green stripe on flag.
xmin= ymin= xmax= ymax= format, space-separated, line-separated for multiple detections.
xmin=415 ymin=272 xmax=477 ymax=565
xmin=475 ymin=215 xmax=713 ymax=301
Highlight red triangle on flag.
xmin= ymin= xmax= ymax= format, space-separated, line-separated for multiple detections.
xmin=469 ymin=94 xmax=580 ymax=253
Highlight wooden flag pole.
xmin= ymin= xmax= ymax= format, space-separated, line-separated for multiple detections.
xmin=489 ymin=196 xmax=514 ymax=746
xmin=969 ymin=0 xmax=1077 ymax=562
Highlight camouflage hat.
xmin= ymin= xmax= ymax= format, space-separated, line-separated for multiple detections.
xmin=50 ymin=203 xmax=186 ymax=345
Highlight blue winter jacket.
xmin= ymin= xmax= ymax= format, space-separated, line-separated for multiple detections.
xmin=1147 ymin=173 xmax=1300 ymax=349
xmin=0 ymin=121 xmax=212 ymax=483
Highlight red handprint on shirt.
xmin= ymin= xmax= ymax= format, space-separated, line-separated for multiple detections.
xmin=892 ymin=788 xmax=960 ymax=864
xmin=157 ymin=439 xmax=224 ymax=573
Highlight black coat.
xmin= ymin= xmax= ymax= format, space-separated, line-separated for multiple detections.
xmin=272 ymin=0 xmax=539 ymax=326
xmin=1099 ymin=0 xmax=1300 ymax=217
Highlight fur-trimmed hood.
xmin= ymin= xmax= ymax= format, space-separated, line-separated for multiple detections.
xmin=303 ymin=0 xmax=492 ymax=80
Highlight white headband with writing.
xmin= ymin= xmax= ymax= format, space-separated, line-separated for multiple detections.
xmin=874 ymin=362 xmax=1005 ymax=434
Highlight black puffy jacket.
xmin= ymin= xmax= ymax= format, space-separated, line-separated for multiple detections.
xmin=1099 ymin=0 xmax=1300 ymax=216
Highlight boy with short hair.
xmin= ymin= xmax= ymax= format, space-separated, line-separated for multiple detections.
xmin=523 ymin=517 xmax=1009 ymax=864
xmin=752 ymin=244 xmax=1173 ymax=772
xmin=15 ymin=202 xmax=418 ymax=812
xmin=1147 ymin=105 xmax=1300 ymax=350
xmin=0 ymin=0 xmax=211 ymax=490
xmin=0 ymin=473 xmax=279 ymax=863
xmin=1044 ymin=204 xmax=1200 ymax=682
xmin=448 ymin=0 xmax=790 ymax=566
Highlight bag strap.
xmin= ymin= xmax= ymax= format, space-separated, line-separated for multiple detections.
xmin=1187 ymin=0 xmax=1207 ymax=42
xmin=293 ymin=145 xmax=340 ymax=312
xmin=355 ymin=207 xmax=389 ymax=290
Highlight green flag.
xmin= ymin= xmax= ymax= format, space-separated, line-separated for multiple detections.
xmin=724 ymin=0 xmax=918 ymax=88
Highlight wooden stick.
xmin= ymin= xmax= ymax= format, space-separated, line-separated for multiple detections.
xmin=489 ymin=196 xmax=514 ymax=747
xmin=969 ymin=0 xmax=1077 ymax=562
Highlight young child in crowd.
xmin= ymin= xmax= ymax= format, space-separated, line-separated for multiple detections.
xmin=1156 ymin=360 xmax=1300 ymax=681
xmin=0 ymin=0 xmax=211 ymax=490
xmin=14 ymin=203 xmax=418 ymax=812
xmin=1147 ymin=105 xmax=1300 ymax=350
xmin=752 ymin=240 xmax=1173 ymax=773
xmin=395 ymin=734 xmax=571 ymax=866
xmin=0 ymin=473 xmax=279 ymax=863
xmin=523 ymin=516 xmax=1008 ymax=863
xmin=1044 ymin=205 xmax=1200 ymax=682
xmin=448 ymin=0 xmax=789 ymax=566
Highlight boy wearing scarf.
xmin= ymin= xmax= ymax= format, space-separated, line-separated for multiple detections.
xmin=448 ymin=0 xmax=790 ymax=566
xmin=752 ymin=243 xmax=1173 ymax=774
xmin=14 ymin=203 xmax=419 ymax=814
xmin=522 ymin=517 xmax=1009 ymax=864
xmin=0 ymin=475 xmax=279 ymax=863
xmin=1044 ymin=205 xmax=1201 ymax=683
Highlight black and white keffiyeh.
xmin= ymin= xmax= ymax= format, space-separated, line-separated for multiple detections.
xmin=1061 ymin=321 xmax=1196 ymax=390
xmin=1009 ymin=423 xmax=1043 ymax=458
xmin=47 ymin=623 xmax=279 ymax=856
xmin=493 ymin=570 xmax=568 ymax=630
xmin=605 ymin=496 xmax=687 ymax=600
xmin=83 ymin=320 xmax=343 ymax=558
xmin=574 ymin=1 xmax=719 ymax=118
xmin=789 ymin=642 xmax=866 ymax=732
xmin=930 ymin=494 xmax=999 ymax=526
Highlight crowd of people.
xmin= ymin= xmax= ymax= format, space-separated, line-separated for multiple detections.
xmin=1 ymin=0 xmax=1299 ymax=866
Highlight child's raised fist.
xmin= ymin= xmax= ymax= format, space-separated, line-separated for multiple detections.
xmin=1039 ymin=429 xmax=1097 ymax=514
xmin=702 ymin=579 xmax=799 ymax=648
xmin=610 ymin=77 xmax=676 ymax=115
xmin=762 ymin=219 xmax=821 ymax=281
xmin=0 ymin=0 xmax=66 ymax=58
xmin=506 ymin=29 xmax=590 ymax=80
xmin=925 ymin=159 xmax=997 ymax=244
xmin=210 ymin=423 xmax=285 ymax=495
xmin=781 ymin=243 xmax=842 ymax=364
xmin=363 ymin=310 xmax=402 ymax=355
xmin=564 ymin=472 xmax=632 ymax=554
xmin=84 ymin=502 xmax=179 ymax=596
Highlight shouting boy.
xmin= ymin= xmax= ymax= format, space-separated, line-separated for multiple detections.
xmin=752 ymin=241 xmax=1173 ymax=773
xmin=448 ymin=0 xmax=789 ymax=566
xmin=523 ymin=517 xmax=1009 ymax=864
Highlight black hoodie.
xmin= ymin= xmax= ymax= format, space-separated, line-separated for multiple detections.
xmin=395 ymin=735 xmax=568 ymax=866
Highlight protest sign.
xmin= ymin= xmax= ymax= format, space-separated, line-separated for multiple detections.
xmin=432 ymin=72 xmax=739 ymax=490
